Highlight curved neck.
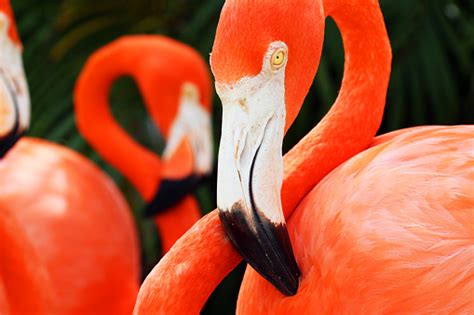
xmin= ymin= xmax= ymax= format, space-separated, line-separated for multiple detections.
xmin=135 ymin=211 xmax=241 ymax=314
xmin=282 ymin=0 xmax=391 ymax=215
xmin=74 ymin=38 xmax=163 ymax=200
xmin=0 ymin=212 xmax=54 ymax=313
xmin=153 ymin=195 xmax=201 ymax=253
xmin=135 ymin=0 xmax=391 ymax=312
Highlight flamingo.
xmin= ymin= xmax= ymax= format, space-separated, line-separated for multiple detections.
xmin=134 ymin=0 xmax=474 ymax=313
xmin=1 ymin=2 xmax=140 ymax=313
xmin=74 ymin=35 xmax=213 ymax=253
xmin=0 ymin=5 xmax=52 ymax=310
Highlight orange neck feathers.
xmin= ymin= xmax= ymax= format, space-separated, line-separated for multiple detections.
xmin=135 ymin=212 xmax=239 ymax=314
xmin=136 ymin=0 xmax=391 ymax=312
xmin=282 ymin=0 xmax=392 ymax=216
xmin=74 ymin=35 xmax=211 ymax=200
xmin=0 ymin=0 xmax=21 ymax=47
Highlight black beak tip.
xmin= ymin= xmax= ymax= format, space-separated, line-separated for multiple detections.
xmin=271 ymin=267 xmax=300 ymax=296
xmin=0 ymin=131 xmax=23 ymax=159
xmin=264 ymin=242 xmax=300 ymax=296
xmin=219 ymin=203 xmax=301 ymax=297
xmin=143 ymin=201 xmax=161 ymax=218
xmin=143 ymin=175 xmax=201 ymax=218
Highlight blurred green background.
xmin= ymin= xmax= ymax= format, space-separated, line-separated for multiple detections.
xmin=11 ymin=0 xmax=474 ymax=313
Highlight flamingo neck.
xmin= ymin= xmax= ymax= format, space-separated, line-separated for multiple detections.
xmin=135 ymin=211 xmax=241 ymax=314
xmin=282 ymin=0 xmax=392 ymax=215
xmin=74 ymin=39 xmax=162 ymax=200
xmin=153 ymin=195 xmax=201 ymax=253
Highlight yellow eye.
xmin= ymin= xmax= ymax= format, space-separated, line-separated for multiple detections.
xmin=271 ymin=49 xmax=286 ymax=70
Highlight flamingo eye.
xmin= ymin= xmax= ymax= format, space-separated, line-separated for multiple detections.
xmin=270 ymin=49 xmax=286 ymax=71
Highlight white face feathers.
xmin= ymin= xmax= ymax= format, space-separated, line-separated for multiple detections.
xmin=163 ymin=82 xmax=213 ymax=175
xmin=216 ymin=41 xmax=288 ymax=223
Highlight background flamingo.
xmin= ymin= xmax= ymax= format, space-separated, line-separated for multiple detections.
xmin=134 ymin=0 xmax=473 ymax=313
xmin=74 ymin=35 xmax=213 ymax=253
xmin=0 ymin=2 xmax=140 ymax=313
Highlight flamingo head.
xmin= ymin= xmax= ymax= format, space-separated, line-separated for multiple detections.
xmin=142 ymin=40 xmax=214 ymax=217
xmin=162 ymin=82 xmax=213 ymax=177
xmin=144 ymin=81 xmax=214 ymax=217
xmin=211 ymin=0 xmax=325 ymax=296
xmin=0 ymin=0 xmax=29 ymax=158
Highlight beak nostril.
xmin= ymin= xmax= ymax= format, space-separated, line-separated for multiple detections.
xmin=238 ymin=98 xmax=248 ymax=111
xmin=235 ymin=140 xmax=240 ymax=160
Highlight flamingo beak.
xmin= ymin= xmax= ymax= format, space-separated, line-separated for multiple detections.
xmin=0 ymin=71 xmax=22 ymax=158
xmin=143 ymin=173 xmax=202 ymax=217
xmin=215 ymin=65 xmax=300 ymax=296
xmin=144 ymin=83 xmax=213 ymax=217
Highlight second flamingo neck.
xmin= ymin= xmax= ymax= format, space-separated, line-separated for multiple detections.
xmin=74 ymin=41 xmax=163 ymax=200
xmin=282 ymin=0 xmax=391 ymax=216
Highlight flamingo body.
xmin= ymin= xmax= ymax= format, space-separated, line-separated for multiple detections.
xmin=0 ymin=138 xmax=140 ymax=314
xmin=239 ymin=126 xmax=474 ymax=313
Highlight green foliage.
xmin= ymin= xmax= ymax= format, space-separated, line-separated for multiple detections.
xmin=11 ymin=0 xmax=473 ymax=312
